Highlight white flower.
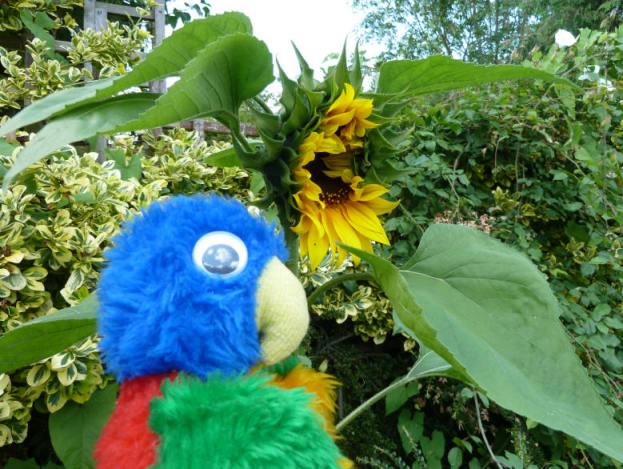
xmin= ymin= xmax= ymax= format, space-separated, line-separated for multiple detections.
xmin=555 ymin=29 xmax=577 ymax=47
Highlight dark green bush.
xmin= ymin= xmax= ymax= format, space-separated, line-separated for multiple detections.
xmin=306 ymin=27 xmax=622 ymax=468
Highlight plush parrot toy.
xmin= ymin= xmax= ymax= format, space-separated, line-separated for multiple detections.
xmin=93 ymin=195 xmax=351 ymax=468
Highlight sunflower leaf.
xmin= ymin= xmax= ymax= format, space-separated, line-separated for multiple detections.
xmin=3 ymin=34 xmax=273 ymax=189
xmin=376 ymin=55 xmax=579 ymax=96
xmin=0 ymin=12 xmax=253 ymax=137
xmin=0 ymin=295 xmax=98 ymax=373
xmin=20 ymin=10 xmax=59 ymax=58
xmin=2 ymin=94 xmax=157 ymax=190
xmin=114 ymin=33 xmax=273 ymax=132
xmin=206 ymin=146 xmax=241 ymax=168
xmin=342 ymin=224 xmax=623 ymax=463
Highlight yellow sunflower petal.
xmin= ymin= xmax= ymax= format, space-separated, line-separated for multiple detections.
xmin=354 ymin=119 xmax=378 ymax=138
xmin=342 ymin=203 xmax=390 ymax=244
xmin=317 ymin=134 xmax=346 ymax=154
xmin=353 ymin=100 xmax=374 ymax=118
xmin=327 ymin=207 xmax=362 ymax=251
xmin=356 ymin=231 xmax=373 ymax=254
xmin=308 ymin=225 xmax=330 ymax=270
xmin=322 ymin=109 xmax=356 ymax=134
xmin=347 ymin=139 xmax=364 ymax=149
xmin=321 ymin=209 xmax=345 ymax=266
xmin=340 ymin=121 xmax=357 ymax=141
xmin=353 ymin=182 xmax=390 ymax=201
xmin=298 ymin=151 xmax=316 ymax=167
xmin=327 ymin=83 xmax=355 ymax=115
xmin=363 ymin=197 xmax=400 ymax=215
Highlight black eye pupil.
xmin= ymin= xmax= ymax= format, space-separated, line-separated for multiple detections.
xmin=202 ymin=244 xmax=240 ymax=275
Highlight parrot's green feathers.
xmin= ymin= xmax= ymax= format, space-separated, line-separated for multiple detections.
xmin=149 ymin=373 xmax=343 ymax=468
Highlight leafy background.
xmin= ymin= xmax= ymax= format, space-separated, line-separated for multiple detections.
xmin=0 ymin=0 xmax=622 ymax=468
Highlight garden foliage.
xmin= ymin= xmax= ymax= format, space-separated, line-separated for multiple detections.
xmin=318 ymin=26 xmax=623 ymax=467
xmin=0 ymin=4 xmax=622 ymax=469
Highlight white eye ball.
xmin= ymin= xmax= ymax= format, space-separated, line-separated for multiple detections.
xmin=192 ymin=231 xmax=248 ymax=277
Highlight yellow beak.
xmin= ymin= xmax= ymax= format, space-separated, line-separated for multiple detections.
xmin=255 ymin=257 xmax=309 ymax=364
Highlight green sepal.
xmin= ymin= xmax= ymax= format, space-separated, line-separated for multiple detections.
xmin=282 ymin=89 xmax=312 ymax=136
xmin=280 ymin=143 xmax=303 ymax=167
xmin=277 ymin=63 xmax=298 ymax=113
xmin=258 ymin=129 xmax=285 ymax=160
xmin=301 ymin=88 xmax=325 ymax=113
xmin=232 ymin=138 xmax=265 ymax=170
xmin=248 ymin=107 xmax=280 ymax=135
xmin=277 ymin=159 xmax=298 ymax=189
xmin=349 ymin=42 xmax=363 ymax=92
xmin=329 ymin=41 xmax=350 ymax=100
xmin=292 ymin=42 xmax=315 ymax=90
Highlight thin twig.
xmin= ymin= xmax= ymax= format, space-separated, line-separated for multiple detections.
xmin=336 ymin=377 xmax=409 ymax=433
xmin=398 ymin=205 xmax=425 ymax=234
xmin=314 ymin=332 xmax=356 ymax=356
xmin=474 ymin=393 xmax=504 ymax=469
xmin=580 ymin=449 xmax=595 ymax=469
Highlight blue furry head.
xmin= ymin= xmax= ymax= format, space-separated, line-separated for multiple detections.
xmin=97 ymin=195 xmax=287 ymax=381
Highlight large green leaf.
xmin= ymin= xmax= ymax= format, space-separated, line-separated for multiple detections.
xmin=344 ymin=224 xmax=623 ymax=463
xmin=206 ymin=146 xmax=241 ymax=168
xmin=2 ymin=94 xmax=157 ymax=190
xmin=0 ymin=295 xmax=98 ymax=373
xmin=116 ymin=33 xmax=273 ymax=132
xmin=0 ymin=12 xmax=252 ymax=137
xmin=49 ymin=384 xmax=118 ymax=469
xmin=376 ymin=55 xmax=579 ymax=96
xmin=3 ymin=34 xmax=272 ymax=189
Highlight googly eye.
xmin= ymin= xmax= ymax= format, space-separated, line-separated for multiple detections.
xmin=192 ymin=231 xmax=248 ymax=278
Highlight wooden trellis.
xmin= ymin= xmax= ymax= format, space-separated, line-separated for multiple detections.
xmin=81 ymin=0 xmax=165 ymax=92
xmin=77 ymin=0 xmax=166 ymax=158
xmin=76 ymin=1 xmax=256 ymax=154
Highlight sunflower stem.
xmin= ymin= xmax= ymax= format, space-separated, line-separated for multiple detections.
xmin=252 ymin=96 xmax=273 ymax=114
xmin=231 ymin=126 xmax=253 ymax=154
xmin=284 ymin=227 xmax=300 ymax=275
xmin=276 ymin=199 xmax=300 ymax=276
xmin=307 ymin=272 xmax=375 ymax=304
xmin=336 ymin=377 xmax=409 ymax=433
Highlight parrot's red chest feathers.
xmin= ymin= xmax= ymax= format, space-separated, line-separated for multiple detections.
xmin=94 ymin=373 xmax=177 ymax=469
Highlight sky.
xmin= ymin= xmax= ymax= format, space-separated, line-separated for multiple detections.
xmin=207 ymin=0 xmax=373 ymax=78
xmin=166 ymin=0 xmax=383 ymax=95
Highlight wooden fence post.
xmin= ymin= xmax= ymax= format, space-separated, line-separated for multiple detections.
xmin=81 ymin=0 xmax=167 ymax=160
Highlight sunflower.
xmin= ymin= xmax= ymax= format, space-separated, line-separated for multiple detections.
xmin=321 ymin=83 xmax=378 ymax=146
xmin=292 ymin=86 xmax=398 ymax=269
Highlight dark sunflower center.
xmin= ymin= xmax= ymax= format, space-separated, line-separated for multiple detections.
xmin=305 ymin=155 xmax=351 ymax=206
